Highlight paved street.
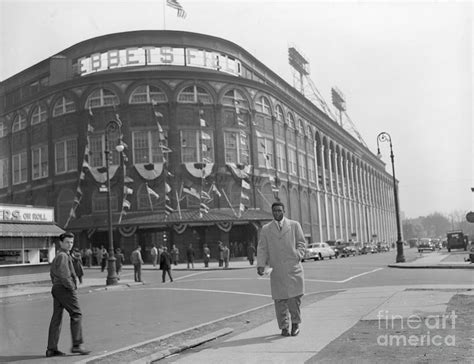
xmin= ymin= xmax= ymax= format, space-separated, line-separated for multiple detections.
xmin=0 ymin=248 xmax=473 ymax=363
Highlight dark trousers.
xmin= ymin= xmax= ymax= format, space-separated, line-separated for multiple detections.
xmin=47 ymin=285 xmax=83 ymax=350
xmin=133 ymin=263 xmax=142 ymax=282
xmin=162 ymin=269 xmax=173 ymax=282
xmin=274 ymin=295 xmax=302 ymax=330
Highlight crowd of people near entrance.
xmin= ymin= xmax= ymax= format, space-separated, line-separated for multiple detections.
xmin=70 ymin=240 xmax=257 ymax=284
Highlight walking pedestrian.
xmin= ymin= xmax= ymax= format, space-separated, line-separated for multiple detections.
xmin=223 ymin=244 xmax=230 ymax=269
xmin=247 ymin=243 xmax=256 ymax=265
xmin=115 ymin=248 xmax=125 ymax=279
xmin=171 ymin=244 xmax=179 ymax=265
xmin=203 ymin=244 xmax=210 ymax=268
xmin=130 ymin=246 xmax=144 ymax=282
xmin=257 ymin=201 xmax=306 ymax=337
xmin=71 ymin=247 xmax=84 ymax=284
xmin=85 ymin=246 xmax=92 ymax=268
xmin=218 ymin=241 xmax=224 ymax=267
xmin=186 ymin=243 xmax=195 ymax=269
xmin=46 ymin=232 xmax=90 ymax=357
xmin=151 ymin=245 xmax=158 ymax=268
xmin=159 ymin=247 xmax=173 ymax=283
xmin=100 ymin=246 xmax=108 ymax=272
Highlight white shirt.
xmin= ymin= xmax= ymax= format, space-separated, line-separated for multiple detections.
xmin=274 ymin=218 xmax=285 ymax=231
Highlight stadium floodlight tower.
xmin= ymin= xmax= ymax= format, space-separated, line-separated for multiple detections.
xmin=288 ymin=47 xmax=310 ymax=94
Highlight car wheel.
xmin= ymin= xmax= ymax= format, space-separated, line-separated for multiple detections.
xmin=319 ymin=253 xmax=323 ymax=260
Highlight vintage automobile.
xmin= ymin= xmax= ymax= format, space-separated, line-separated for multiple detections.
xmin=302 ymin=242 xmax=337 ymax=261
xmin=327 ymin=240 xmax=357 ymax=257
xmin=417 ymin=238 xmax=435 ymax=252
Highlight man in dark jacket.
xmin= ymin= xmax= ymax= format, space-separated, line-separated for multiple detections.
xmin=46 ymin=232 xmax=90 ymax=357
xmin=159 ymin=247 xmax=173 ymax=283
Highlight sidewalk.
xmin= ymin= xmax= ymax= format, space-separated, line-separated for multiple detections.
xmin=389 ymin=250 xmax=474 ymax=269
xmin=87 ymin=284 xmax=473 ymax=364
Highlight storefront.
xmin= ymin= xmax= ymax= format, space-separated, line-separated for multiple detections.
xmin=0 ymin=204 xmax=64 ymax=283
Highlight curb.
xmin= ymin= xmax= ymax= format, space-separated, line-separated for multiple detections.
xmin=388 ymin=264 xmax=474 ymax=269
xmin=128 ymin=328 xmax=233 ymax=364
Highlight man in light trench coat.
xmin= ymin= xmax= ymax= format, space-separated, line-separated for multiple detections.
xmin=257 ymin=201 xmax=306 ymax=337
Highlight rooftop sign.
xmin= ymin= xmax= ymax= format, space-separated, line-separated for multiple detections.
xmin=76 ymin=46 xmax=242 ymax=77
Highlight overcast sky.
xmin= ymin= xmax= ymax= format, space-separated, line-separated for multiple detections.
xmin=1 ymin=0 xmax=472 ymax=219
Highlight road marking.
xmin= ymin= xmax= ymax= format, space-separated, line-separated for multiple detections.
xmin=143 ymin=287 xmax=272 ymax=298
xmin=173 ymin=271 xmax=207 ymax=281
xmin=306 ymin=267 xmax=384 ymax=283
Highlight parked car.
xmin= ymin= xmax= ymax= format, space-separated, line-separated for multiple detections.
xmin=326 ymin=240 xmax=357 ymax=257
xmin=418 ymin=238 xmax=435 ymax=252
xmin=302 ymin=242 xmax=336 ymax=261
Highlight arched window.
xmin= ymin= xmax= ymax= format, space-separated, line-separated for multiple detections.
xmin=297 ymin=119 xmax=304 ymax=135
xmin=177 ymin=85 xmax=212 ymax=104
xmin=275 ymin=105 xmax=284 ymax=123
xmin=130 ymin=85 xmax=167 ymax=104
xmin=12 ymin=113 xmax=26 ymax=132
xmin=0 ymin=119 xmax=8 ymax=138
xmin=255 ymin=96 xmax=271 ymax=115
xmin=31 ymin=104 xmax=47 ymax=125
xmin=222 ymin=89 xmax=249 ymax=110
xmin=53 ymin=96 xmax=76 ymax=117
xmin=287 ymin=112 xmax=295 ymax=129
xmin=86 ymin=88 xmax=119 ymax=109
xmin=137 ymin=183 xmax=160 ymax=210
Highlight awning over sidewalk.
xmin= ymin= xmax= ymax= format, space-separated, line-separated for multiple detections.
xmin=0 ymin=223 xmax=64 ymax=237
xmin=66 ymin=208 xmax=273 ymax=230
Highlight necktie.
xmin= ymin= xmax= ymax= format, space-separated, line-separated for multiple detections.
xmin=278 ymin=222 xmax=281 ymax=231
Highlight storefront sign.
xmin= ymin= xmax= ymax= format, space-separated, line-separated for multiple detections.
xmin=77 ymin=46 xmax=242 ymax=77
xmin=0 ymin=204 xmax=55 ymax=223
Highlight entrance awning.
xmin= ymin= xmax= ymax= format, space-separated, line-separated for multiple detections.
xmin=0 ymin=223 xmax=64 ymax=237
xmin=66 ymin=208 xmax=273 ymax=230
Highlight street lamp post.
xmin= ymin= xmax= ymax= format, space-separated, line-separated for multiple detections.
xmin=104 ymin=119 xmax=124 ymax=285
xmin=377 ymin=132 xmax=405 ymax=263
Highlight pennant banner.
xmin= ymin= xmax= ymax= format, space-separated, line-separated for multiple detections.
xmin=134 ymin=163 xmax=164 ymax=180
xmin=119 ymin=225 xmax=137 ymax=237
xmin=226 ymin=163 xmax=252 ymax=180
xmin=88 ymin=166 xmax=119 ymax=184
xmin=183 ymin=162 xmax=214 ymax=179
xmin=216 ymin=221 xmax=233 ymax=233
xmin=172 ymin=223 xmax=188 ymax=234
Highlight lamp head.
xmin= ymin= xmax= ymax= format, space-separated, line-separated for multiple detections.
xmin=115 ymin=143 xmax=125 ymax=153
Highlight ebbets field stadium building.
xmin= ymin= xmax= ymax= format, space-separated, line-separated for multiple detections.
xmin=0 ymin=30 xmax=399 ymax=262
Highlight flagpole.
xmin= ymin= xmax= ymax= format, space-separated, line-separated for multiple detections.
xmin=176 ymin=189 xmax=182 ymax=220
xmin=146 ymin=183 xmax=154 ymax=212
xmin=221 ymin=188 xmax=238 ymax=217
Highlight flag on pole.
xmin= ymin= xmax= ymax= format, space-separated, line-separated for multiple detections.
xmin=164 ymin=204 xmax=174 ymax=215
xmin=122 ymin=199 xmax=131 ymax=209
xmin=175 ymin=190 xmax=182 ymax=220
xmin=200 ymin=118 xmax=207 ymax=127
xmin=183 ymin=186 xmax=200 ymax=199
xmin=200 ymin=190 xmax=211 ymax=200
xmin=82 ymin=160 xmax=90 ymax=169
xmin=255 ymin=130 xmax=263 ymax=138
xmin=201 ymin=131 xmax=211 ymax=140
xmin=239 ymin=203 xmax=247 ymax=212
xmin=241 ymin=192 xmax=249 ymax=201
xmin=241 ymin=180 xmax=251 ymax=190
xmin=146 ymin=185 xmax=160 ymax=199
xmin=154 ymin=110 xmax=164 ymax=118
xmin=165 ymin=182 xmax=171 ymax=194
xmin=210 ymin=183 xmax=222 ymax=197
xmin=199 ymin=202 xmax=209 ymax=214
xmin=124 ymin=186 xmax=133 ymax=195
xmin=166 ymin=0 xmax=187 ymax=18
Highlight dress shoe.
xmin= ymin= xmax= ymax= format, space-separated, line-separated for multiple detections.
xmin=46 ymin=349 xmax=66 ymax=357
xmin=281 ymin=328 xmax=290 ymax=337
xmin=291 ymin=324 xmax=300 ymax=336
xmin=71 ymin=345 xmax=91 ymax=355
